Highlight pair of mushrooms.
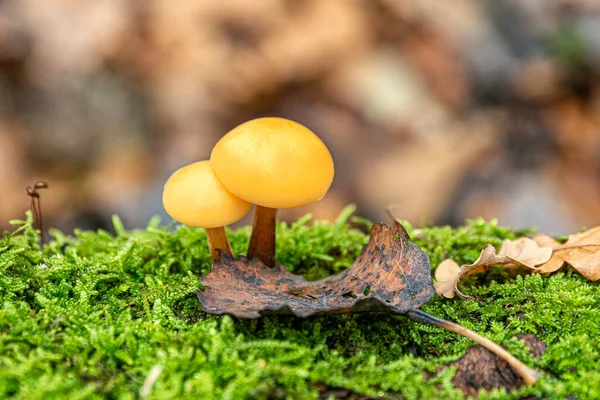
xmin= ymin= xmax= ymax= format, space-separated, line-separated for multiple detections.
xmin=162 ymin=117 xmax=334 ymax=267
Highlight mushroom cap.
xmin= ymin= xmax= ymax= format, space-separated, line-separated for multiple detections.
xmin=162 ymin=160 xmax=251 ymax=228
xmin=210 ymin=117 xmax=334 ymax=209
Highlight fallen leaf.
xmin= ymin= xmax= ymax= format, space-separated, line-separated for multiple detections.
xmin=532 ymin=234 xmax=563 ymax=273
xmin=435 ymin=239 xmax=552 ymax=299
xmin=197 ymin=221 xmax=540 ymax=385
xmin=453 ymin=245 xmax=504 ymax=299
xmin=498 ymin=238 xmax=553 ymax=268
xmin=197 ymin=221 xmax=435 ymax=318
xmin=434 ymin=259 xmax=460 ymax=298
xmin=534 ymin=227 xmax=600 ymax=281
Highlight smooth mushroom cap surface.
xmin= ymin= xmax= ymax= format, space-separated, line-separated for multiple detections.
xmin=162 ymin=160 xmax=251 ymax=228
xmin=210 ymin=117 xmax=334 ymax=209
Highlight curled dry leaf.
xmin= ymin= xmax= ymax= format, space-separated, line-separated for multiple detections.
xmin=434 ymin=238 xmax=552 ymax=299
xmin=532 ymin=234 xmax=563 ymax=273
xmin=434 ymin=259 xmax=460 ymax=298
xmin=498 ymin=237 xmax=553 ymax=268
xmin=198 ymin=221 xmax=435 ymax=318
xmin=197 ymin=220 xmax=540 ymax=385
xmin=449 ymin=244 xmax=501 ymax=300
xmin=534 ymin=227 xmax=600 ymax=281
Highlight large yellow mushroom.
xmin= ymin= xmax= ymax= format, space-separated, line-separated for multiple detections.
xmin=210 ymin=117 xmax=334 ymax=267
xmin=162 ymin=160 xmax=252 ymax=261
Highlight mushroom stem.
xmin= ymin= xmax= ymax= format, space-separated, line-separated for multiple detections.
xmin=247 ymin=206 xmax=277 ymax=267
xmin=206 ymin=227 xmax=233 ymax=261
xmin=406 ymin=309 xmax=540 ymax=385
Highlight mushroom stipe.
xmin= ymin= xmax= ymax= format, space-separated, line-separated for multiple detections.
xmin=247 ymin=206 xmax=278 ymax=267
xmin=197 ymin=220 xmax=540 ymax=386
xmin=205 ymin=227 xmax=234 ymax=261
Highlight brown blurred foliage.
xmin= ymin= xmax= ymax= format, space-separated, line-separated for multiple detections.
xmin=1 ymin=0 xmax=599 ymax=235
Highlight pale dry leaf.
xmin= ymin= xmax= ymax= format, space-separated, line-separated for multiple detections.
xmin=534 ymin=227 xmax=600 ymax=281
xmin=437 ymin=227 xmax=600 ymax=300
xmin=498 ymin=238 xmax=552 ymax=268
xmin=454 ymin=245 xmax=501 ymax=299
xmin=439 ymin=240 xmax=551 ymax=300
xmin=434 ymin=259 xmax=461 ymax=298
xmin=532 ymin=234 xmax=563 ymax=273
xmin=434 ymin=245 xmax=502 ymax=300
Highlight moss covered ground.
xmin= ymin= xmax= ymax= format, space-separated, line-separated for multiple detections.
xmin=1 ymin=207 xmax=599 ymax=399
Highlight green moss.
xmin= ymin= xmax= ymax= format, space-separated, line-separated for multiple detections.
xmin=1 ymin=208 xmax=599 ymax=399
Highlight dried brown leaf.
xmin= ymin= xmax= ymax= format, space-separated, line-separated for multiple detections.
xmin=534 ymin=227 xmax=600 ymax=280
xmin=532 ymin=234 xmax=563 ymax=273
xmin=434 ymin=259 xmax=460 ymax=298
xmin=453 ymin=245 xmax=502 ymax=299
xmin=197 ymin=221 xmax=541 ymax=385
xmin=435 ymin=226 xmax=600 ymax=299
xmin=197 ymin=221 xmax=435 ymax=318
xmin=435 ymin=239 xmax=552 ymax=299
xmin=498 ymin=237 xmax=552 ymax=268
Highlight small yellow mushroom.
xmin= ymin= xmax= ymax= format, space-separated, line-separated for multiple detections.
xmin=210 ymin=117 xmax=334 ymax=267
xmin=162 ymin=160 xmax=251 ymax=261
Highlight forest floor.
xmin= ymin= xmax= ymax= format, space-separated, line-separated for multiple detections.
xmin=1 ymin=208 xmax=599 ymax=399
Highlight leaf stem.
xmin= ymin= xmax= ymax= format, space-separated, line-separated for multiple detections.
xmin=406 ymin=309 xmax=540 ymax=385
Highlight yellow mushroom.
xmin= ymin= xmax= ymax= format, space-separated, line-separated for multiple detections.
xmin=162 ymin=160 xmax=251 ymax=261
xmin=210 ymin=117 xmax=334 ymax=267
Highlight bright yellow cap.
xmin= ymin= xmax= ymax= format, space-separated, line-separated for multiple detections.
xmin=210 ymin=117 xmax=334 ymax=209
xmin=162 ymin=161 xmax=251 ymax=228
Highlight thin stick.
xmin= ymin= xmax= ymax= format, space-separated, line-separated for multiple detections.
xmin=37 ymin=194 xmax=44 ymax=244
xmin=406 ymin=309 xmax=540 ymax=385
xmin=206 ymin=227 xmax=233 ymax=261
xmin=28 ymin=191 xmax=39 ymax=222
xmin=26 ymin=181 xmax=48 ymax=248
xmin=34 ymin=181 xmax=48 ymax=244
xmin=247 ymin=206 xmax=277 ymax=267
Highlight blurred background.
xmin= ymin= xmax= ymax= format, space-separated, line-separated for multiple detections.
xmin=1 ymin=0 xmax=599 ymax=236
